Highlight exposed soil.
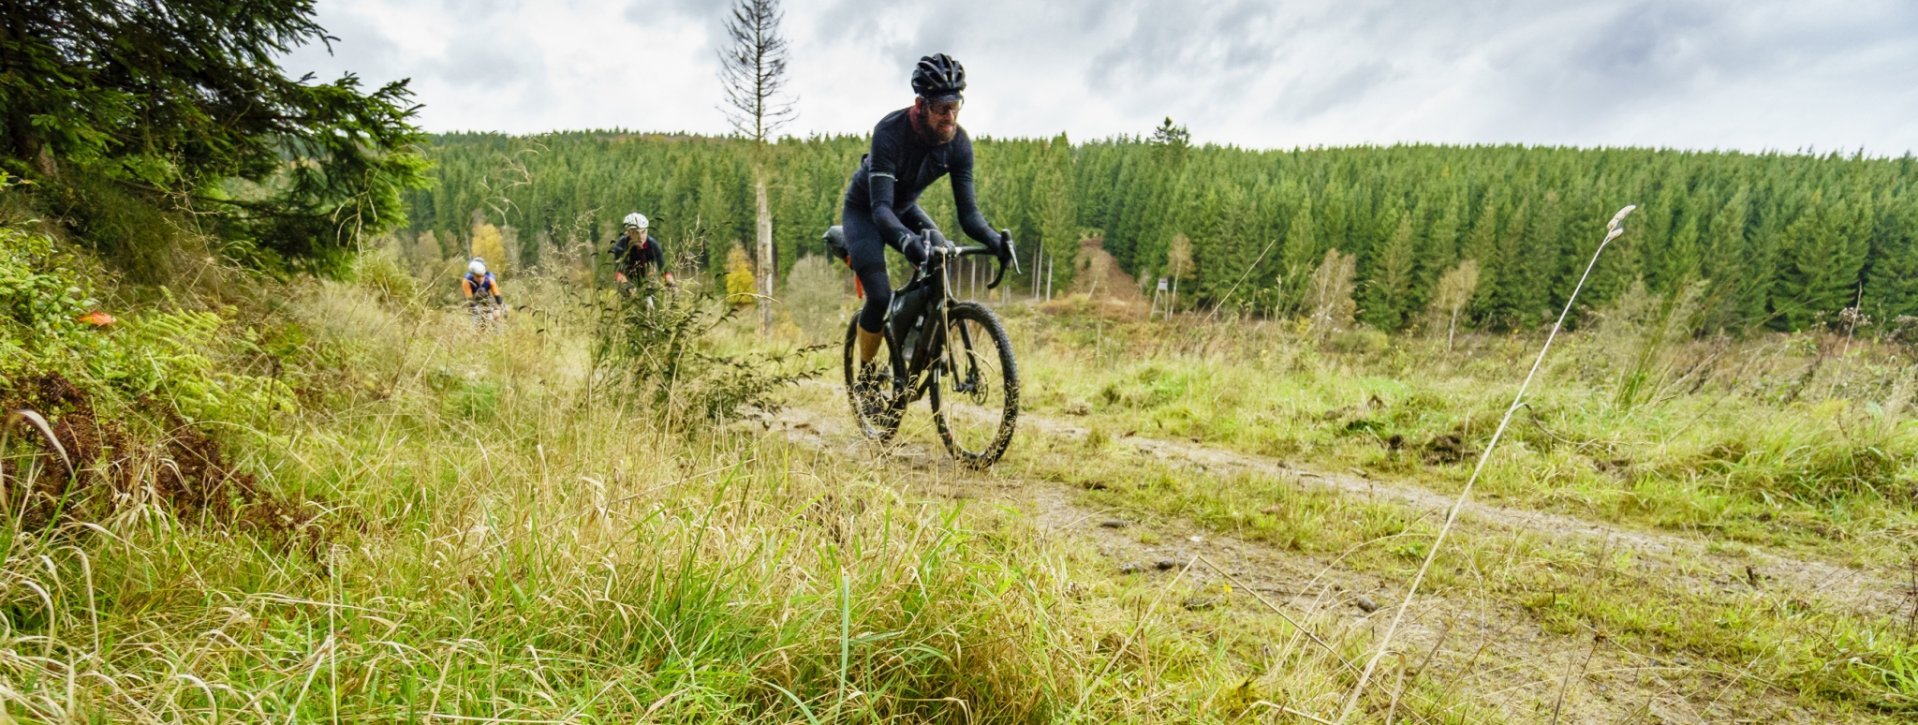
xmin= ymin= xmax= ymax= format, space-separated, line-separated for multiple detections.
xmin=763 ymin=399 xmax=1864 ymax=723
xmin=1035 ymin=238 xmax=1153 ymax=321
xmin=2 ymin=373 xmax=331 ymax=550
xmin=1011 ymin=411 xmax=1906 ymax=620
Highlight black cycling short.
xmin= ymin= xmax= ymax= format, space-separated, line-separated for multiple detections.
xmin=842 ymin=198 xmax=919 ymax=333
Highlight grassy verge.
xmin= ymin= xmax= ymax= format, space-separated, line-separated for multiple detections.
xmin=3 ymin=260 xmax=1067 ymax=719
xmin=1008 ymin=426 xmax=1917 ymax=718
xmin=5 ymin=239 xmax=1507 ymax=721
xmin=12 ymin=225 xmax=1913 ymax=719
xmin=1002 ymin=304 xmax=1918 ymax=568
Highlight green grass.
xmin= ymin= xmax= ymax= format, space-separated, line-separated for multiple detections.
xmin=1009 ymin=430 xmax=1917 ymax=718
xmin=3 ymin=277 xmax=1088 ymax=720
xmin=10 ymin=230 xmax=1918 ymax=720
xmin=1005 ymin=306 xmax=1918 ymax=567
xmin=6 ymin=247 xmax=1494 ymax=722
xmin=772 ymin=285 xmax=1918 ymax=719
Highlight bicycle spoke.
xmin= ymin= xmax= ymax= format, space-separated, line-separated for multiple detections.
xmin=931 ymin=303 xmax=1018 ymax=468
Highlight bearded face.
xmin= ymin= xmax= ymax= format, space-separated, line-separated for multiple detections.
xmin=918 ymin=96 xmax=962 ymax=145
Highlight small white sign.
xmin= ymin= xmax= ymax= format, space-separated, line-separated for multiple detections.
xmin=1157 ymin=277 xmax=1170 ymax=292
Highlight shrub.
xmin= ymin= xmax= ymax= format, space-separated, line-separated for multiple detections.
xmin=592 ymin=288 xmax=819 ymax=428
xmin=724 ymin=245 xmax=755 ymax=306
xmin=0 ymin=226 xmax=97 ymax=372
xmin=782 ymin=254 xmax=851 ymax=343
xmin=350 ymin=249 xmax=423 ymax=310
xmin=1 ymin=224 xmax=293 ymax=426
xmin=1305 ymin=248 xmax=1357 ymax=336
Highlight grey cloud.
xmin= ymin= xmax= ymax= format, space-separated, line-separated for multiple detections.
xmin=813 ymin=2 xmax=979 ymax=94
xmin=433 ymin=25 xmax=545 ymax=88
xmin=622 ymin=0 xmax=724 ymax=23
xmin=424 ymin=0 xmax=520 ymax=15
xmin=281 ymin=5 xmax=406 ymax=83
xmin=624 ymin=0 xmax=732 ymax=62
xmin=1471 ymin=3 xmax=1814 ymax=143
xmin=1580 ymin=3 xmax=1716 ymax=76
xmin=279 ymin=0 xmax=1918 ymax=154
xmin=1070 ymin=2 xmax=1110 ymax=34
xmin=811 ymin=0 xmax=884 ymax=45
xmin=1085 ymin=1 xmax=1282 ymax=95
xmin=1277 ymin=61 xmax=1400 ymax=121
xmin=1494 ymin=2 xmax=1912 ymax=151
xmin=907 ymin=4 xmax=968 ymax=58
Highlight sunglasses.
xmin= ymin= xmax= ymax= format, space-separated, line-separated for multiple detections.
xmin=926 ymin=98 xmax=963 ymax=115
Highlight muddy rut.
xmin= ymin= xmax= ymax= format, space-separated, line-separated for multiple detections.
xmin=759 ymin=397 xmax=1883 ymax=722
xmin=1010 ymin=412 xmax=1906 ymax=619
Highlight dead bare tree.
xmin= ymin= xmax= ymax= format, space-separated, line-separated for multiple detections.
xmin=717 ymin=0 xmax=795 ymax=335
xmin=717 ymin=0 xmax=795 ymax=143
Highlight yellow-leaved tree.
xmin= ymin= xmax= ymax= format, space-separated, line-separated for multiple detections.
xmin=725 ymin=245 xmax=755 ymax=306
xmin=470 ymin=222 xmax=507 ymax=275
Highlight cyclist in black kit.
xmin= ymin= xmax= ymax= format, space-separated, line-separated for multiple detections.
xmin=842 ymin=53 xmax=1013 ymax=397
xmin=609 ymin=212 xmax=676 ymax=292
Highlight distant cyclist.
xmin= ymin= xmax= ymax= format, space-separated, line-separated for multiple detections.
xmin=609 ymin=212 xmax=676 ymax=294
xmin=840 ymin=53 xmax=1013 ymax=403
xmin=462 ymin=257 xmax=504 ymax=321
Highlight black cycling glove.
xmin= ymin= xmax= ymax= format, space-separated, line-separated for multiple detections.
xmin=900 ymin=232 xmax=931 ymax=267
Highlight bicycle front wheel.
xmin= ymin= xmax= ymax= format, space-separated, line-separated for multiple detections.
xmin=930 ymin=302 xmax=1018 ymax=468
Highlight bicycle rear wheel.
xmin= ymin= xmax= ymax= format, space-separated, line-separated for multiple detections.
xmin=930 ymin=302 xmax=1018 ymax=468
xmin=843 ymin=316 xmax=904 ymax=442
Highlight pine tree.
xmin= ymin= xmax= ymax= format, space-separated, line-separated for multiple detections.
xmin=1148 ymin=117 xmax=1190 ymax=153
xmin=1864 ymin=197 xmax=1918 ymax=324
xmin=1522 ymin=191 xmax=1566 ymax=313
xmin=1773 ymin=197 xmax=1866 ymax=329
xmin=695 ymin=168 xmax=738 ymax=278
xmin=1481 ymin=199 xmax=1533 ymax=327
xmin=1654 ymin=216 xmax=1701 ymax=294
xmin=1361 ymin=211 xmax=1416 ymax=329
xmin=1277 ymin=194 xmax=1320 ymax=314
xmin=1702 ymin=187 xmax=1756 ymax=330
xmin=1459 ymin=196 xmax=1502 ymax=321
xmin=1028 ymin=133 xmax=1079 ymax=291
xmin=403 ymin=133 xmax=1918 ymax=335
xmin=4 ymin=0 xmax=427 ymax=267
xmin=1419 ymin=195 xmax=1464 ymax=299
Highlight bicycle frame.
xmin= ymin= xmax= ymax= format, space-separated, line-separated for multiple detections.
xmin=837 ymin=223 xmax=1021 ymax=462
xmin=469 ymin=300 xmax=505 ymax=323
xmin=888 ymin=230 xmax=1012 ymax=402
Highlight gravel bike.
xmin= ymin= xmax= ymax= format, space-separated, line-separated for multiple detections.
xmin=468 ymin=299 xmax=506 ymax=332
xmin=834 ymin=228 xmax=1021 ymax=468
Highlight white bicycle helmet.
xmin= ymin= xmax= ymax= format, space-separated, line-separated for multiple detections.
xmin=623 ymin=212 xmax=649 ymax=230
xmin=468 ymin=257 xmax=487 ymax=276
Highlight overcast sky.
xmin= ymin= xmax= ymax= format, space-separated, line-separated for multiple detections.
xmin=278 ymin=0 xmax=1918 ymax=155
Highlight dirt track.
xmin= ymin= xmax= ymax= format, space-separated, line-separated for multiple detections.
xmin=760 ymin=391 xmax=1901 ymax=722
xmin=1010 ymin=411 xmax=1908 ymax=619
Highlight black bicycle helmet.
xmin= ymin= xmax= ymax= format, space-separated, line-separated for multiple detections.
xmin=911 ymin=53 xmax=966 ymax=100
